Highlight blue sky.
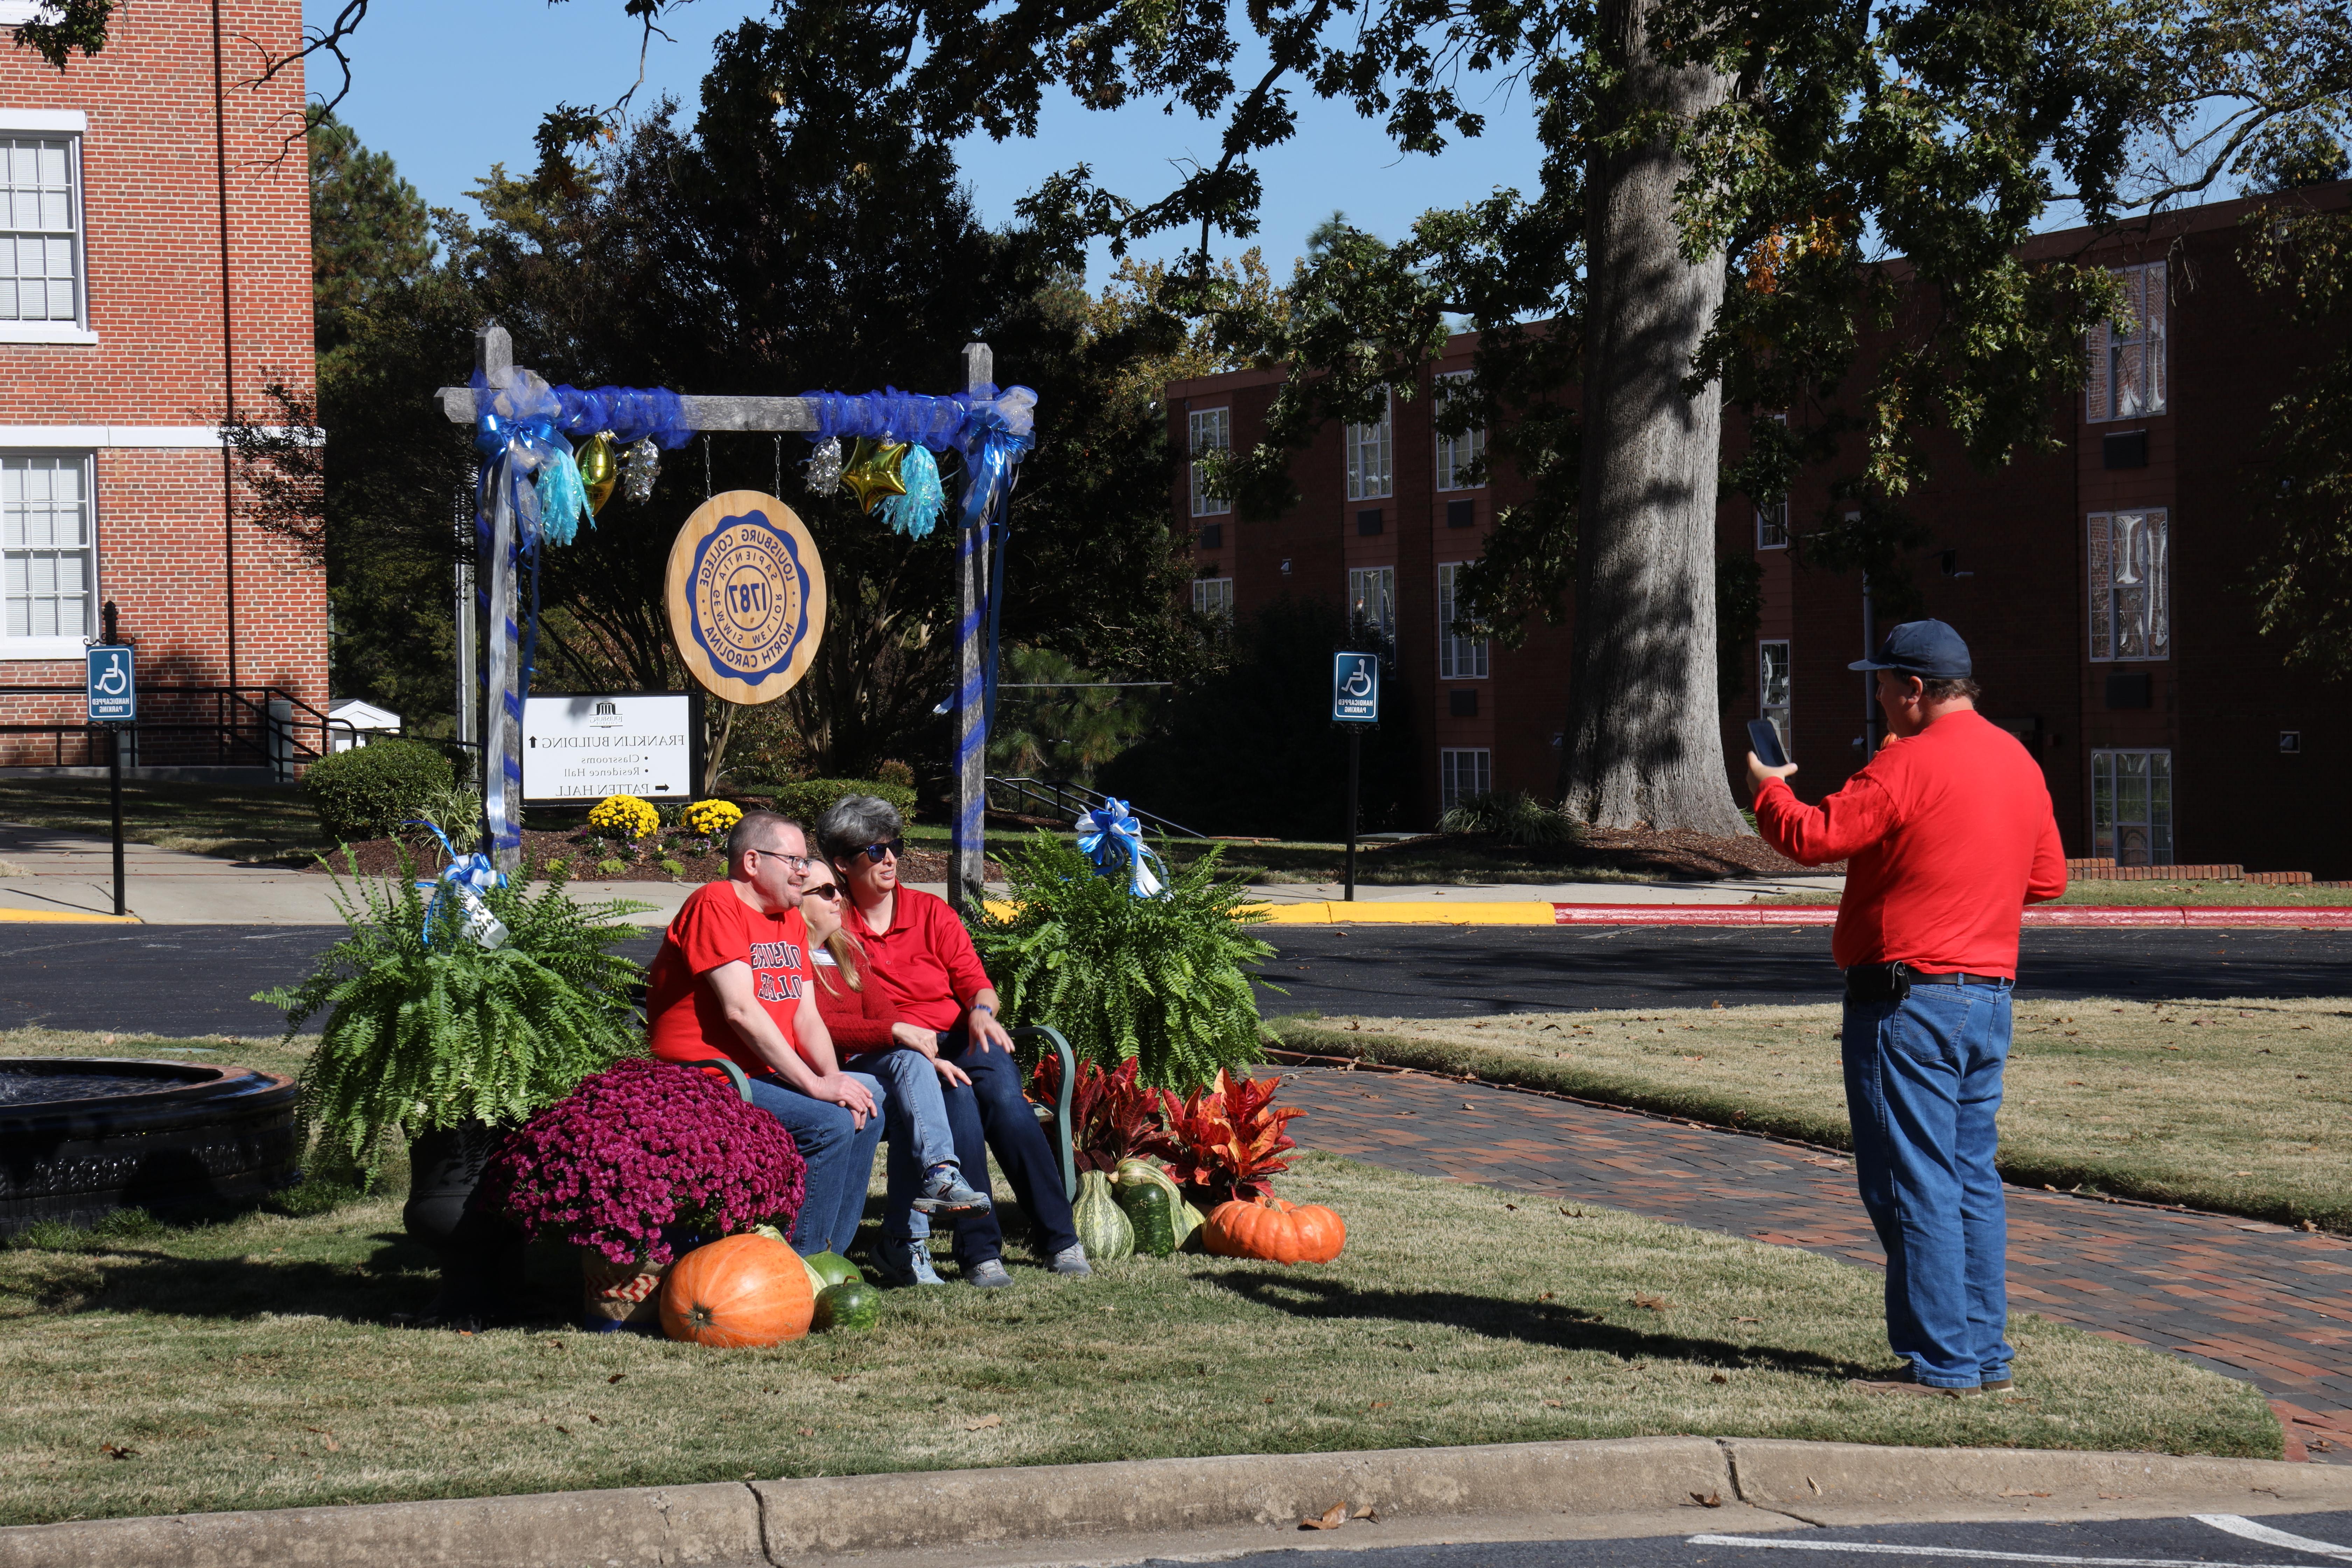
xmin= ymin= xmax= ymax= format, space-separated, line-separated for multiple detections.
xmin=308 ymin=0 xmax=1549 ymax=286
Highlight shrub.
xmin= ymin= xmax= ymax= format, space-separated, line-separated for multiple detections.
xmin=873 ymin=759 xmax=915 ymax=790
xmin=974 ymin=832 xmax=1274 ymax=1091
xmin=596 ymin=858 xmax=629 ymax=877
xmin=1437 ymin=790 xmax=1579 ymax=848
xmin=658 ymin=858 xmax=686 ymax=878
xmin=765 ymin=778 xmax=918 ymax=830
xmin=589 ymin=794 xmax=660 ymax=841
xmin=302 ymin=739 xmax=454 ymax=842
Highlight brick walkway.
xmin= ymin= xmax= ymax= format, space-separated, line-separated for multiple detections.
xmin=1275 ymin=1062 xmax=2352 ymax=1464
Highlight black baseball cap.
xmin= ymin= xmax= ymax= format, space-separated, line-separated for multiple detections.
xmin=1849 ymin=619 xmax=1972 ymax=680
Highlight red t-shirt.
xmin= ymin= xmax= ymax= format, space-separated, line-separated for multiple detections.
xmin=1754 ymin=709 xmax=2066 ymax=978
xmin=645 ymin=881 xmax=813 ymax=1072
xmin=848 ymin=886 xmax=993 ymax=1032
xmin=807 ymin=942 xmax=898 ymax=1055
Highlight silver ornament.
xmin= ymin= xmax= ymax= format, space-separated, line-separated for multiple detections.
xmin=622 ymin=436 xmax=660 ymax=505
xmin=805 ymin=435 xmax=844 ymax=496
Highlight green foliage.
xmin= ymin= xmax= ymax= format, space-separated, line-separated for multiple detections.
xmin=256 ymin=861 xmax=653 ymax=1163
xmin=1715 ymin=555 xmax=1763 ymax=703
xmin=973 ymin=833 xmax=1276 ymax=1092
xmin=1099 ymin=598 xmax=1420 ymax=837
xmin=6 ymin=1207 xmax=160 ymax=1252
xmin=1436 ymin=791 xmax=1580 ymax=848
xmin=301 ymin=740 xmax=455 ymax=843
xmin=9 ymin=0 xmax=109 ymax=68
xmin=413 ymin=781 xmax=484 ymax=856
xmin=763 ymin=778 xmax=918 ymax=828
xmin=988 ymin=646 xmax=1161 ymax=787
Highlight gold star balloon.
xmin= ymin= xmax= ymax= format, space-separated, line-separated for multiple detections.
xmin=838 ymin=438 xmax=910 ymax=514
xmin=575 ymin=431 xmax=618 ymax=513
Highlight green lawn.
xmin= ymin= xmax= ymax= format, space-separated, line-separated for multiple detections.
xmin=1275 ymin=995 xmax=2352 ymax=1232
xmin=1757 ymin=880 xmax=2352 ymax=906
xmin=0 ymin=1029 xmax=2277 ymax=1526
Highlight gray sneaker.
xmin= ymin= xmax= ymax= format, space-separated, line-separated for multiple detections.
xmin=870 ymin=1234 xmax=943 ymax=1287
xmin=965 ymin=1257 xmax=1014 ymax=1288
xmin=913 ymin=1164 xmax=993 ymax=1216
xmin=1050 ymin=1244 xmax=1092 ymax=1276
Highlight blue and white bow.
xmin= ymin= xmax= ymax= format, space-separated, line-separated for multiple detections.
xmin=1076 ymin=799 xmax=1168 ymax=899
xmin=408 ymin=819 xmax=509 ymax=949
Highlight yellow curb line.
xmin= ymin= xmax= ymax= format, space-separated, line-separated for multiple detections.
xmin=0 ymin=906 xmax=141 ymax=923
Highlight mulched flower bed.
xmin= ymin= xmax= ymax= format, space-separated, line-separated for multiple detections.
xmin=1570 ymin=826 xmax=1839 ymax=880
xmin=308 ymin=831 xmax=1001 ymax=884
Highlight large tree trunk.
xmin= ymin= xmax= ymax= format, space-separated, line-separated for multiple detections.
xmin=1560 ymin=0 xmax=1749 ymax=836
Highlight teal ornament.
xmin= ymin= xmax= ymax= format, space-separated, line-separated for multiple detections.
xmin=535 ymin=447 xmax=592 ymax=546
xmin=880 ymin=442 xmax=945 ymax=538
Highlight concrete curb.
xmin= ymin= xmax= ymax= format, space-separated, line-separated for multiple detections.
xmin=1242 ymin=901 xmax=2352 ymax=928
xmin=4 ymin=1437 xmax=2348 ymax=1568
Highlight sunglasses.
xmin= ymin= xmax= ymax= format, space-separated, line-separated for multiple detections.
xmin=802 ymin=883 xmax=843 ymax=901
xmin=850 ymin=839 xmax=904 ymax=863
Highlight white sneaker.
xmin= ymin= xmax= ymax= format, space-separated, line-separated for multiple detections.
xmin=1050 ymin=1244 xmax=1092 ymax=1276
xmin=872 ymin=1234 xmax=942 ymax=1287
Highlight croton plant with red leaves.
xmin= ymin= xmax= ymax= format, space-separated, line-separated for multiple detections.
xmin=1158 ymin=1069 xmax=1304 ymax=1205
xmin=1030 ymin=1055 xmax=1181 ymax=1174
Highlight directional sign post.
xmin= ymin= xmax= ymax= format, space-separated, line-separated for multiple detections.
xmin=85 ymin=643 xmax=134 ymax=916
xmin=1330 ymin=652 xmax=1380 ymax=902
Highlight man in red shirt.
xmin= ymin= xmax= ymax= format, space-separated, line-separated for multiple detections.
xmin=643 ymin=810 xmax=883 ymax=1257
xmin=1749 ymin=620 xmax=2065 ymax=1396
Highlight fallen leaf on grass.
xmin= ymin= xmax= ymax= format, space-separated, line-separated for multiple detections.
xmin=1301 ymin=1503 xmax=1350 ymax=1531
xmin=1632 ymin=1294 xmax=1673 ymax=1311
xmin=1367 ymin=1401 xmax=1391 ymax=1410
xmin=98 ymin=1444 xmax=136 ymax=1461
xmin=608 ymin=1373 xmax=625 ymax=1384
xmin=1734 ymin=1316 xmax=1761 ymax=1323
xmin=1543 ymin=1399 xmax=1563 ymax=1408
xmin=798 ymin=1427 xmax=817 ymax=1437
xmin=966 ymin=1414 xmax=1002 ymax=1432
xmin=1998 ymin=1490 xmax=2051 ymax=1499
xmin=1710 ymin=1372 xmax=1730 ymax=1385
xmin=1689 ymin=1492 xmax=1722 ymax=1508
xmin=554 ymin=1425 xmax=571 ymax=1436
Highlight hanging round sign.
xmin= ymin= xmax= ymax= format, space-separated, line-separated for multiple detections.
xmin=664 ymin=490 xmax=827 ymax=704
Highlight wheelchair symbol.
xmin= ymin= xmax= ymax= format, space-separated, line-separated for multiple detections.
xmin=1339 ymin=660 xmax=1373 ymax=698
xmin=93 ymin=656 xmax=128 ymax=696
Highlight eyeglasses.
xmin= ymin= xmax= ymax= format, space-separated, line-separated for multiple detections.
xmin=749 ymin=849 xmax=812 ymax=872
xmin=802 ymin=883 xmax=843 ymax=901
xmin=851 ymin=839 xmax=904 ymax=863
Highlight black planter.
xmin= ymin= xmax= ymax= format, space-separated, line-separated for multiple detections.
xmin=403 ymin=1120 xmax=523 ymax=1328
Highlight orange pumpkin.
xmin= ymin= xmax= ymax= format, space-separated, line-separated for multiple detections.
xmin=659 ymin=1234 xmax=814 ymax=1347
xmin=1205 ymin=1197 xmax=1344 ymax=1264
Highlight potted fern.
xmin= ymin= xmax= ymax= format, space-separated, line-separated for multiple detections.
xmin=973 ymin=832 xmax=1276 ymax=1091
xmin=258 ymin=860 xmax=651 ymax=1320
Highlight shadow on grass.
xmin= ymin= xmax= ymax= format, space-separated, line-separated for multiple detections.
xmin=1197 ymin=1266 xmax=1880 ymax=1380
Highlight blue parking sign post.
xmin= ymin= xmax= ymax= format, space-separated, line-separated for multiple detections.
xmin=1330 ymin=653 xmax=1380 ymax=901
xmin=85 ymin=642 xmax=134 ymax=916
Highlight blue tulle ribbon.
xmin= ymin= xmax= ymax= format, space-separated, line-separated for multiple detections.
xmin=407 ymin=819 xmax=508 ymax=947
xmin=1076 ymin=799 xmax=1168 ymax=899
xmin=470 ymin=370 xmax=695 ymax=450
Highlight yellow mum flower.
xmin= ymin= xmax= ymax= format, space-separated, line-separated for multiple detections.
xmin=684 ymin=798 xmax=743 ymax=838
xmin=588 ymin=794 xmax=659 ymax=841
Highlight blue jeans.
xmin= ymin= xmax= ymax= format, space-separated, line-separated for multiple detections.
xmin=844 ymin=1048 xmax=961 ymax=1241
xmin=1841 ymin=980 xmax=2015 ymax=1388
xmin=744 ymin=1071 xmax=884 ymax=1257
xmin=887 ymin=1034 xmax=1078 ymax=1263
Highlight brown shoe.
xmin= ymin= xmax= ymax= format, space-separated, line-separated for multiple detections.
xmin=1849 ymin=1370 xmax=1983 ymax=1399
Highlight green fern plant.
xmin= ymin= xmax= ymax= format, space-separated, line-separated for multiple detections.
xmin=972 ymin=832 xmax=1276 ymax=1092
xmin=256 ymin=855 xmax=654 ymax=1164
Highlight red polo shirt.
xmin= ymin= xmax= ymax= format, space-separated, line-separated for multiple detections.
xmin=847 ymin=885 xmax=993 ymax=1032
xmin=1754 ymin=709 xmax=2066 ymax=978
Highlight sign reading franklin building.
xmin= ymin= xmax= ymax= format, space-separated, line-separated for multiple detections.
xmin=664 ymin=490 xmax=829 ymax=706
xmin=522 ymin=693 xmax=695 ymax=801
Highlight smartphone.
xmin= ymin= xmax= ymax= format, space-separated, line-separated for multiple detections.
xmin=1746 ymin=718 xmax=1790 ymax=770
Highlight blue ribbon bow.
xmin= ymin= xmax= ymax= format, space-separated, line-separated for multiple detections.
xmin=408 ymin=819 xmax=509 ymax=947
xmin=1076 ymin=799 xmax=1168 ymax=899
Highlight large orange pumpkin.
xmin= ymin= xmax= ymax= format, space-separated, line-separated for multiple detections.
xmin=1204 ymin=1197 xmax=1344 ymax=1264
xmin=659 ymin=1234 xmax=814 ymax=1347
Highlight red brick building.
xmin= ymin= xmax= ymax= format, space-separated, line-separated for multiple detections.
xmin=1167 ymin=186 xmax=2352 ymax=876
xmin=0 ymin=0 xmax=322 ymax=775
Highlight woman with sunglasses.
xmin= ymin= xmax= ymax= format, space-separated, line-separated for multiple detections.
xmin=813 ymin=795 xmax=1090 ymax=1287
xmin=795 ymin=867 xmax=995 ymax=1253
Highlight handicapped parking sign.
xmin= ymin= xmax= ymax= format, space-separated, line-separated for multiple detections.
xmin=85 ymin=644 xmax=135 ymax=722
xmin=1331 ymin=652 xmax=1379 ymax=723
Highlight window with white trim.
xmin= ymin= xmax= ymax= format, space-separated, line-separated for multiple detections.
xmin=1759 ymin=639 xmax=1791 ymax=752
xmin=1345 ymin=390 xmax=1392 ymax=500
xmin=1434 ymin=371 xmax=1484 ymax=491
xmin=2087 ymin=509 xmax=2170 ymax=661
xmin=2086 ymin=261 xmax=2165 ymax=422
xmin=1756 ymin=498 xmax=1788 ymax=550
xmin=0 ymin=133 xmax=79 ymax=326
xmin=1437 ymin=562 xmax=1488 ymax=679
xmin=1347 ymin=566 xmax=1394 ymax=645
xmin=1 ymin=451 xmax=94 ymax=652
xmin=1440 ymin=748 xmax=1492 ymax=812
xmin=2092 ymin=748 xmax=2173 ymax=866
xmin=1188 ymin=407 xmax=1230 ymax=518
xmin=1190 ymin=576 xmax=1233 ymax=619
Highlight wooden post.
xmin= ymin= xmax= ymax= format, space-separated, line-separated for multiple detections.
xmin=475 ymin=322 xmax=524 ymax=875
xmin=950 ymin=342 xmax=993 ymax=913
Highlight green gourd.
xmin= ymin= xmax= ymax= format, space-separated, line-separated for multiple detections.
xmin=1115 ymin=1178 xmax=1177 ymax=1258
xmin=1072 ymin=1170 xmax=1135 ymax=1262
xmin=804 ymin=1251 xmax=863 ymax=1290
xmin=1179 ymin=1199 xmax=1209 ymax=1250
xmin=813 ymin=1279 xmax=882 ymax=1333
xmin=1113 ymin=1158 xmax=1197 ymax=1249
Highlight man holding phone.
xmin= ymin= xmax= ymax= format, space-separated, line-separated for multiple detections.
xmin=1746 ymin=620 xmax=2065 ymax=1396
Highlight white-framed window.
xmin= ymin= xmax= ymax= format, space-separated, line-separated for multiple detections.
xmin=1 ymin=451 xmax=94 ymax=656
xmin=1347 ymin=565 xmax=1394 ymax=645
xmin=1190 ymin=576 xmax=1233 ymax=619
xmin=1434 ymin=371 xmax=1484 ymax=491
xmin=1437 ymin=562 xmax=1488 ymax=679
xmin=1345 ymin=389 xmax=1392 ymax=501
xmin=2087 ymin=509 xmax=2170 ymax=662
xmin=1759 ymin=639 xmax=1791 ymax=751
xmin=1756 ymin=497 xmax=1788 ymax=550
xmin=1188 ymin=407 xmax=1230 ymax=518
xmin=2086 ymin=261 xmax=2165 ymax=423
xmin=2092 ymin=748 xmax=2173 ymax=866
xmin=0 ymin=112 xmax=89 ymax=344
xmin=1440 ymin=748 xmax=1492 ymax=812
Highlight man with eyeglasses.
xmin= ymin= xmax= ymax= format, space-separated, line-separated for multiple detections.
xmin=643 ymin=809 xmax=884 ymax=1258
xmin=815 ymin=794 xmax=1088 ymax=1287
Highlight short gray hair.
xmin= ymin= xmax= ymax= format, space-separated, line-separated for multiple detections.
xmin=816 ymin=794 xmax=903 ymax=862
xmin=727 ymin=809 xmax=803 ymax=866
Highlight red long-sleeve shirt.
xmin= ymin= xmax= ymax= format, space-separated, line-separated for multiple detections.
xmin=807 ymin=945 xmax=898 ymax=1054
xmin=849 ymin=886 xmax=994 ymax=1032
xmin=1754 ymin=708 xmax=2066 ymax=977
